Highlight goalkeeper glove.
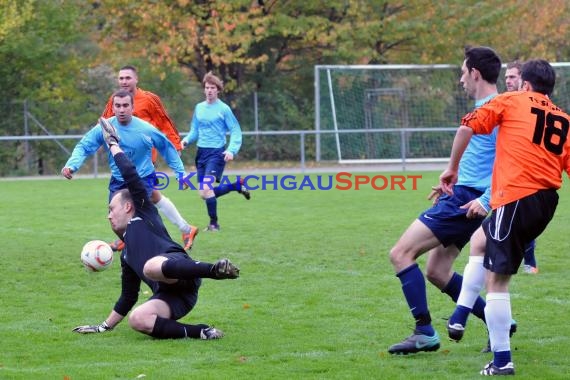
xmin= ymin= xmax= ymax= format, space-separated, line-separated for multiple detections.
xmin=72 ymin=321 xmax=112 ymax=334
xmin=99 ymin=117 xmax=120 ymax=147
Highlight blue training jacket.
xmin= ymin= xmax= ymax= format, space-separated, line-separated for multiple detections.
xmin=64 ymin=116 xmax=186 ymax=181
xmin=182 ymin=99 xmax=242 ymax=156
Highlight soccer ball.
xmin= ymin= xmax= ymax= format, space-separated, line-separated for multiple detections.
xmin=80 ymin=240 xmax=114 ymax=272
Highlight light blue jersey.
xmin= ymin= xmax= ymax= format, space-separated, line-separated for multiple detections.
xmin=457 ymin=93 xmax=497 ymax=210
xmin=182 ymin=99 xmax=242 ymax=156
xmin=64 ymin=116 xmax=186 ymax=181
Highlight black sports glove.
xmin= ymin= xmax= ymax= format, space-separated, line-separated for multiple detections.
xmin=72 ymin=321 xmax=112 ymax=334
xmin=99 ymin=117 xmax=120 ymax=147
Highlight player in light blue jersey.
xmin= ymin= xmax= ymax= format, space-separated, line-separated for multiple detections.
xmin=62 ymin=91 xmax=190 ymax=242
xmin=387 ymin=47 xmax=509 ymax=355
xmin=182 ymin=71 xmax=250 ymax=232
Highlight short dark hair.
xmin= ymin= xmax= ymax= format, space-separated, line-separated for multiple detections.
xmin=110 ymin=188 xmax=132 ymax=205
xmin=464 ymin=46 xmax=502 ymax=84
xmin=112 ymin=89 xmax=134 ymax=105
xmin=506 ymin=60 xmax=522 ymax=72
xmin=521 ymin=59 xmax=556 ymax=96
xmin=120 ymin=65 xmax=138 ymax=74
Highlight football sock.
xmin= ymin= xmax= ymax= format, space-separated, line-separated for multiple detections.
xmin=445 ymin=275 xmax=488 ymax=326
xmin=494 ymin=351 xmax=512 ymax=368
xmin=450 ymin=255 xmax=486 ymax=326
xmin=151 ymin=316 xmax=208 ymax=339
xmin=485 ymin=292 xmax=512 ymax=366
xmin=523 ymin=240 xmax=537 ymax=267
xmin=397 ymin=263 xmax=434 ymax=336
xmin=155 ymin=196 xmax=191 ymax=233
xmin=214 ymin=180 xmax=240 ymax=197
xmin=205 ymin=197 xmax=218 ymax=225
xmin=441 ymin=272 xmax=462 ymax=301
xmin=162 ymin=257 xmax=214 ymax=279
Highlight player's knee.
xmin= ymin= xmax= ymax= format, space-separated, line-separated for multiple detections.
xmin=199 ymin=189 xmax=214 ymax=200
xmin=388 ymin=246 xmax=399 ymax=266
xmin=143 ymin=257 xmax=165 ymax=280
xmin=425 ymin=267 xmax=444 ymax=289
xmin=128 ymin=310 xmax=153 ymax=333
xmin=389 ymin=244 xmax=407 ymax=267
xmin=150 ymin=190 xmax=162 ymax=203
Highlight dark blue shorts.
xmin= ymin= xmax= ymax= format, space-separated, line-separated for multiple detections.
xmin=195 ymin=147 xmax=226 ymax=184
xmin=483 ymin=189 xmax=558 ymax=275
xmin=108 ymin=174 xmax=156 ymax=202
xmin=418 ymin=185 xmax=485 ymax=250
xmin=151 ymin=252 xmax=202 ymax=320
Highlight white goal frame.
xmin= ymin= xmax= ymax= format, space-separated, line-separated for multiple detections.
xmin=314 ymin=64 xmax=456 ymax=164
xmin=315 ymin=63 xmax=570 ymax=164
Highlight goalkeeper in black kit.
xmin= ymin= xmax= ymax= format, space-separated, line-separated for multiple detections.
xmin=73 ymin=118 xmax=240 ymax=340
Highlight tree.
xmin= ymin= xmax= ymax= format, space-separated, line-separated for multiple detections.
xmin=0 ymin=0 xmax=99 ymax=175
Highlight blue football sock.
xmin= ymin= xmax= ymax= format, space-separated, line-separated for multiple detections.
xmin=205 ymin=197 xmax=218 ymax=225
xmin=449 ymin=305 xmax=472 ymax=327
xmin=523 ymin=240 xmax=537 ymax=267
xmin=494 ymin=350 xmax=512 ymax=368
xmin=214 ymin=183 xmax=236 ymax=197
xmin=397 ymin=263 xmax=434 ymax=336
xmin=441 ymin=272 xmax=462 ymax=302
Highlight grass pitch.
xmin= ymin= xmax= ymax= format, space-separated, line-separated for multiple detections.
xmin=1 ymin=171 xmax=569 ymax=379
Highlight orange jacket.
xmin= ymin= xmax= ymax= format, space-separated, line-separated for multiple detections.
xmin=461 ymin=91 xmax=570 ymax=209
xmin=103 ymin=88 xmax=182 ymax=162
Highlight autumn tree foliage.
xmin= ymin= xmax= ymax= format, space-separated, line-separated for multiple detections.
xmin=3 ymin=0 xmax=570 ymax=174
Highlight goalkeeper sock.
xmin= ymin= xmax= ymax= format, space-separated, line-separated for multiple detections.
xmin=151 ymin=316 xmax=207 ymax=339
xmin=162 ymin=257 xmax=214 ymax=279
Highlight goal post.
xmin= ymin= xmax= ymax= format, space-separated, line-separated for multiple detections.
xmin=315 ymin=63 xmax=570 ymax=164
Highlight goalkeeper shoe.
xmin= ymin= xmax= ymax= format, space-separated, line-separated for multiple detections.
xmin=109 ymin=239 xmax=125 ymax=252
xmin=480 ymin=361 xmax=515 ymax=376
xmin=200 ymin=327 xmax=224 ymax=340
xmin=388 ymin=330 xmax=440 ymax=355
xmin=212 ymin=258 xmax=240 ymax=279
xmin=182 ymin=225 xmax=199 ymax=251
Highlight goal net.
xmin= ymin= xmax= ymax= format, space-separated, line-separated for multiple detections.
xmin=315 ymin=64 xmax=570 ymax=164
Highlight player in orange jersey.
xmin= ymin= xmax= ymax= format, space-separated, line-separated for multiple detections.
xmin=102 ymin=65 xmax=197 ymax=251
xmin=440 ymin=59 xmax=570 ymax=376
xmin=505 ymin=61 xmax=538 ymax=274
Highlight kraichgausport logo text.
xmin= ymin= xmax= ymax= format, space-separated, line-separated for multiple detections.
xmin=152 ymin=171 xmax=422 ymax=191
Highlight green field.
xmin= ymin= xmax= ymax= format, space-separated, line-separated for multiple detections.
xmin=2 ymin=171 xmax=569 ymax=379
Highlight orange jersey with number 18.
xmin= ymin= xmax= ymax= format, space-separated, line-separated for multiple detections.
xmin=461 ymin=91 xmax=570 ymax=209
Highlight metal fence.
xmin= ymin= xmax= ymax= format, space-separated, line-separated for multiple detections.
xmin=0 ymin=128 xmax=455 ymax=177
